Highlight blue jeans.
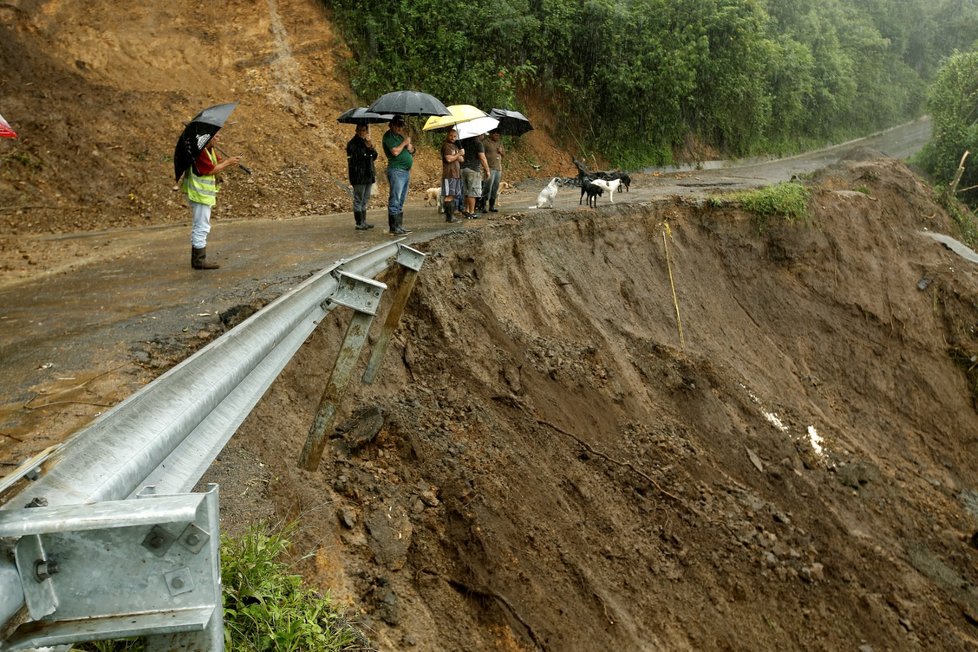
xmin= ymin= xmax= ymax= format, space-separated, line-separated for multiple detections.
xmin=482 ymin=169 xmax=501 ymax=204
xmin=386 ymin=167 xmax=410 ymax=215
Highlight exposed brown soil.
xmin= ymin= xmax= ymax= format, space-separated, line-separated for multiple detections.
xmin=3 ymin=2 xmax=978 ymax=651
xmin=215 ymin=156 xmax=978 ymax=650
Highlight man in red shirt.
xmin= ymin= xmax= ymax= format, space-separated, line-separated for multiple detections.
xmin=182 ymin=131 xmax=241 ymax=269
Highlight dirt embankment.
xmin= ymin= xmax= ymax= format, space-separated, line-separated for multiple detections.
xmin=5 ymin=2 xmax=978 ymax=650
xmin=211 ymin=156 xmax=978 ymax=650
xmin=0 ymin=0 xmax=571 ymax=245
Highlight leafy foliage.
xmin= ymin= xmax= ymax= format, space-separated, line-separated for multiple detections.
xmin=917 ymin=50 xmax=978 ymax=207
xmin=322 ymin=0 xmax=978 ymax=167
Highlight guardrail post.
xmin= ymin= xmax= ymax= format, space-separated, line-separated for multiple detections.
xmin=362 ymin=244 xmax=426 ymax=385
xmin=299 ymin=271 xmax=386 ymax=471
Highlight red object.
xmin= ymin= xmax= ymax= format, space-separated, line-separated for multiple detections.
xmin=0 ymin=114 xmax=16 ymax=139
xmin=193 ymin=147 xmax=220 ymax=174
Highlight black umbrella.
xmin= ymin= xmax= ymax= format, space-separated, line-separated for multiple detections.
xmin=173 ymin=102 xmax=238 ymax=181
xmin=487 ymin=108 xmax=534 ymax=136
xmin=367 ymin=90 xmax=450 ymax=117
xmin=337 ymin=107 xmax=395 ymax=125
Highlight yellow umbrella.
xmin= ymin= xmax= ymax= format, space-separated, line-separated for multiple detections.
xmin=422 ymin=104 xmax=488 ymax=131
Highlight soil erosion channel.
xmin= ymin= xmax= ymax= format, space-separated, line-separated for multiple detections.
xmin=214 ymin=154 xmax=978 ymax=650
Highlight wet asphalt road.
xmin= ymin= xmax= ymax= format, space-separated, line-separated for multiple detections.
xmin=0 ymin=118 xmax=931 ymax=445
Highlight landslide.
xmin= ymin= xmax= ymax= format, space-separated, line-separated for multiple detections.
xmin=0 ymin=0 xmax=568 ymax=240
xmin=217 ymin=155 xmax=978 ymax=650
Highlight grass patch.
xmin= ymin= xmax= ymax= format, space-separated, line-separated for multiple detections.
xmin=710 ymin=181 xmax=811 ymax=231
xmin=77 ymin=523 xmax=373 ymax=652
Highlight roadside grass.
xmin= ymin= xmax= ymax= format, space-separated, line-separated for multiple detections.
xmin=709 ymin=182 xmax=811 ymax=231
xmin=77 ymin=523 xmax=373 ymax=652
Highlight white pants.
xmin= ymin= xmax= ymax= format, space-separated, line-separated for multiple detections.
xmin=190 ymin=201 xmax=212 ymax=249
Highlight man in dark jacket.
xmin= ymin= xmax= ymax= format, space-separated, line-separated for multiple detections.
xmin=346 ymin=124 xmax=377 ymax=230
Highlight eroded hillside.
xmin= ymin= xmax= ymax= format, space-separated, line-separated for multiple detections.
xmin=0 ymin=0 xmax=568 ymax=237
xmin=213 ymin=156 xmax=978 ymax=650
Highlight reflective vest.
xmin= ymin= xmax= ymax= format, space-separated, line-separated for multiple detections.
xmin=183 ymin=148 xmax=219 ymax=206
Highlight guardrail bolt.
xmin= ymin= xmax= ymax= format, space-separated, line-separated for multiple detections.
xmin=170 ymin=577 xmax=185 ymax=590
xmin=148 ymin=533 xmax=165 ymax=549
xmin=34 ymin=559 xmax=59 ymax=582
xmin=185 ymin=533 xmax=200 ymax=546
xmin=25 ymin=497 xmax=48 ymax=508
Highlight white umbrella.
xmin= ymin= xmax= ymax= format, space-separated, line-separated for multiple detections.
xmin=455 ymin=116 xmax=499 ymax=140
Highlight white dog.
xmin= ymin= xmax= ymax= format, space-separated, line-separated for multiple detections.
xmin=424 ymin=187 xmax=440 ymax=206
xmin=591 ymin=178 xmax=621 ymax=203
xmin=530 ymin=177 xmax=561 ymax=209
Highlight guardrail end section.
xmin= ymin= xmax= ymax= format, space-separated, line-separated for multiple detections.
xmin=0 ymin=485 xmax=223 ymax=651
xmin=396 ymin=243 xmax=426 ymax=272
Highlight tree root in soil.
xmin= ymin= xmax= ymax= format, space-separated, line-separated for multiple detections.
xmin=535 ymin=416 xmax=700 ymax=516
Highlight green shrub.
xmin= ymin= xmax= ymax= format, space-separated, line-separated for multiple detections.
xmin=711 ymin=182 xmax=811 ymax=232
xmin=76 ymin=523 xmax=372 ymax=652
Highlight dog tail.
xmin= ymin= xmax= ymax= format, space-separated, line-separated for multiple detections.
xmin=528 ymin=204 xmax=539 ymax=209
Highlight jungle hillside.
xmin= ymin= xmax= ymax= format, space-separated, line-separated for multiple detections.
xmin=330 ymin=0 xmax=978 ymax=167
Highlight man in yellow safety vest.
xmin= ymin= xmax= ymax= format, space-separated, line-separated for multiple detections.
xmin=182 ymin=131 xmax=241 ymax=269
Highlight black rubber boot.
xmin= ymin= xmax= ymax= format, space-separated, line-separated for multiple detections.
xmin=444 ymin=201 xmax=459 ymax=223
xmin=391 ymin=212 xmax=410 ymax=235
xmin=191 ymin=246 xmax=219 ymax=270
xmin=489 ymin=199 xmax=498 ymax=212
xmin=388 ymin=212 xmax=397 ymax=234
xmin=355 ymin=210 xmax=373 ymax=230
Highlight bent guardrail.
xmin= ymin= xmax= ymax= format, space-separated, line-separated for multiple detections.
xmin=0 ymin=240 xmax=425 ymax=650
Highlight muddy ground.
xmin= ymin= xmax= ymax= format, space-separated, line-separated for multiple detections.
xmin=3 ymin=1 xmax=978 ymax=650
xmin=210 ymin=155 xmax=978 ymax=651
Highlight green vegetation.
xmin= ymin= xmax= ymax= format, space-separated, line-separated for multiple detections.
xmin=222 ymin=523 xmax=370 ymax=651
xmin=917 ymin=50 xmax=978 ymax=205
xmin=324 ymin=0 xmax=975 ymax=167
xmin=711 ymin=182 xmax=811 ymax=230
xmin=77 ymin=524 xmax=371 ymax=652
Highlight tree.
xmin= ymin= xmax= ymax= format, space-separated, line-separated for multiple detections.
xmin=918 ymin=50 xmax=978 ymax=203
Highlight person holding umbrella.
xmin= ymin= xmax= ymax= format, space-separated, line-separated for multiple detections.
xmin=382 ymin=115 xmax=414 ymax=235
xmin=346 ymin=123 xmax=377 ymax=230
xmin=183 ymin=130 xmax=241 ymax=270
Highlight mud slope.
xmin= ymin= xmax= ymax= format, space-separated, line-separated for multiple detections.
xmin=216 ymin=154 xmax=978 ymax=651
xmin=0 ymin=0 xmax=568 ymax=239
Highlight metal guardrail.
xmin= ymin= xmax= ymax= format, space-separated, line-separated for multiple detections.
xmin=0 ymin=240 xmax=424 ymax=650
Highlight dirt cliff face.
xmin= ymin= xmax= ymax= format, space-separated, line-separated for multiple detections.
xmin=0 ymin=0 xmax=568 ymax=238
xmin=5 ymin=2 xmax=978 ymax=650
xmin=214 ymin=157 xmax=978 ymax=650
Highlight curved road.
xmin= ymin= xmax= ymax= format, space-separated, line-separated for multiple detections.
xmin=0 ymin=117 xmax=932 ymax=460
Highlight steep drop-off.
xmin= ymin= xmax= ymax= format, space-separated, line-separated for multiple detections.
xmin=212 ymin=155 xmax=978 ymax=650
